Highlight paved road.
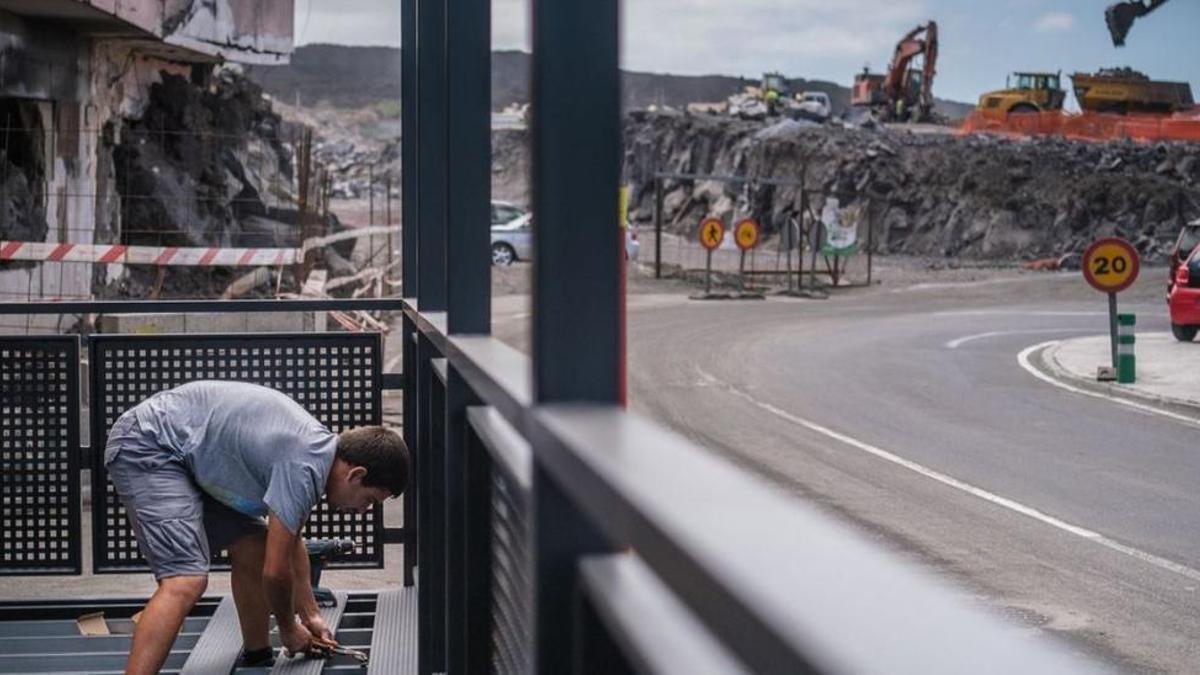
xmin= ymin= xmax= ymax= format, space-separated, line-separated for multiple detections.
xmin=617 ymin=272 xmax=1199 ymax=673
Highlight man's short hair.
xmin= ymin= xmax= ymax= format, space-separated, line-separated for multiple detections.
xmin=336 ymin=426 xmax=409 ymax=496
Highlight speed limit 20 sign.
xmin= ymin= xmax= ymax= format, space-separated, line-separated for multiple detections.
xmin=1083 ymin=237 xmax=1140 ymax=294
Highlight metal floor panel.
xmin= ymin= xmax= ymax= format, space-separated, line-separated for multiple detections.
xmin=181 ymin=595 xmax=243 ymax=675
xmin=0 ymin=589 xmax=415 ymax=675
xmin=366 ymin=588 xmax=418 ymax=675
xmin=270 ymin=592 xmax=348 ymax=675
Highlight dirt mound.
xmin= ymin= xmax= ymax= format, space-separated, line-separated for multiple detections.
xmin=621 ymin=112 xmax=1200 ymax=261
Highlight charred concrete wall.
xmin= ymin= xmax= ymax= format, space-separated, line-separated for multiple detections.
xmin=74 ymin=0 xmax=293 ymax=64
xmin=0 ymin=2 xmax=295 ymax=329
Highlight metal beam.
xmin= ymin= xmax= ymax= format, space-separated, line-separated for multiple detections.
xmin=530 ymin=0 xmax=622 ymax=404
xmin=401 ymin=0 xmax=418 ymax=297
xmin=0 ymin=298 xmax=403 ymax=316
xmin=528 ymin=2 xmax=624 ymax=672
xmin=445 ymin=0 xmax=491 ymax=335
xmin=416 ymin=0 xmax=448 ymax=312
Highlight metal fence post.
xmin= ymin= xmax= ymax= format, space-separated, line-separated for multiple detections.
xmin=402 ymin=316 xmax=418 ymax=588
xmin=655 ymin=176 xmax=664 ymax=279
xmin=401 ymin=0 xmax=418 ymax=298
xmin=444 ymin=0 xmax=491 ymax=670
xmin=417 ymin=336 xmax=445 ymax=675
xmin=417 ymin=0 xmax=448 ymax=313
xmin=530 ymin=0 xmax=624 ymax=672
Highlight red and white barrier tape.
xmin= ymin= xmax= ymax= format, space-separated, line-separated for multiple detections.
xmin=0 ymin=226 xmax=400 ymax=267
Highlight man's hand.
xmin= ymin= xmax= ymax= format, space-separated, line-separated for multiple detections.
xmin=280 ymin=621 xmax=314 ymax=656
xmin=303 ymin=614 xmax=335 ymax=644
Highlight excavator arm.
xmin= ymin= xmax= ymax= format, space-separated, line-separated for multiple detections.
xmin=881 ymin=22 xmax=938 ymax=121
xmin=1106 ymin=0 xmax=1170 ymax=47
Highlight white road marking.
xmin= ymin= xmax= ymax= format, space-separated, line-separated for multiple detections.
xmin=1017 ymin=341 xmax=1200 ymax=428
xmin=695 ymin=366 xmax=1200 ymax=584
xmin=945 ymin=329 xmax=1091 ymax=350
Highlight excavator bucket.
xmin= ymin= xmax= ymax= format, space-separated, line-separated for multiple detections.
xmin=1106 ymin=3 xmax=1139 ymax=47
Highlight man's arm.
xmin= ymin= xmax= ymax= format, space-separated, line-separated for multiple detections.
xmin=265 ymin=512 xmax=312 ymax=652
xmin=292 ymin=537 xmax=334 ymax=642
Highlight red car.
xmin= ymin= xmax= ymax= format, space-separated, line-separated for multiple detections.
xmin=1169 ymin=247 xmax=1200 ymax=342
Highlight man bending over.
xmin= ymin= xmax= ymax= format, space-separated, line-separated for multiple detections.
xmin=104 ymin=381 xmax=408 ymax=674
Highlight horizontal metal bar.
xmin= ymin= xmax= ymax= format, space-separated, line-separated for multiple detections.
xmin=0 ymin=617 xmax=209 ymax=638
xmin=578 ymin=553 xmax=749 ymax=675
xmin=527 ymin=405 xmax=1100 ymax=674
xmin=406 ymin=302 xmax=531 ymax=429
xmin=0 ymin=633 xmax=199 ymax=655
xmin=467 ymin=406 xmax=532 ymax=491
xmin=383 ymin=527 xmax=407 ymax=545
xmin=0 ymin=298 xmax=404 ymax=316
xmin=381 ymin=373 xmax=404 ymax=390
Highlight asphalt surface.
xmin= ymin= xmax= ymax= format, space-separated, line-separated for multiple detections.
xmin=589 ymin=270 xmax=1198 ymax=673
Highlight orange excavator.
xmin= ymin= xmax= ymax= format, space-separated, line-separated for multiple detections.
xmin=1106 ymin=0 xmax=1170 ymax=47
xmin=850 ymin=21 xmax=938 ymax=123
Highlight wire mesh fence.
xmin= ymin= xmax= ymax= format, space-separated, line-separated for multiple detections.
xmin=646 ymin=172 xmax=884 ymax=291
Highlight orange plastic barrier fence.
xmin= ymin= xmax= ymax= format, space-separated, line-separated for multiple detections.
xmin=958 ymin=109 xmax=1200 ymax=143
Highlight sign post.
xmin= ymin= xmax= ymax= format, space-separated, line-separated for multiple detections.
xmin=695 ymin=217 xmax=725 ymax=299
xmin=734 ymin=218 xmax=764 ymax=300
xmin=1082 ymin=237 xmax=1140 ymax=381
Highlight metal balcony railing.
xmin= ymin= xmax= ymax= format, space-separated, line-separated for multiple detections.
xmin=0 ymin=0 xmax=1108 ymax=673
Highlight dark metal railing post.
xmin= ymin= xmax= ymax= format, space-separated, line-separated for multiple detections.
xmin=444 ymin=0 xmax=491 ymax=670
xmin=401 ymin=0 xmax=419 ymax=299
xmin=401 ymin=317 xmax=418 ymax=588
xmin=530 ymin=0 xmax=624 ymax=672
xmin=400 ymin=0 xmax=419 ymax=590
xmin=462 ymin=423 xmax=493 ymax=673
xmin=416 ymin=0 xmax=447 ymax=313
xmin=415 ymin=0 xmax=449 ymax=670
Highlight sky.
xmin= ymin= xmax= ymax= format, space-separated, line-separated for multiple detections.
xmin=294 ymin=0 xmax=1200 ymax=105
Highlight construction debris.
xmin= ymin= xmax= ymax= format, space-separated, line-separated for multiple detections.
xmin=619 ymin=111 xmax=1200 ymax=262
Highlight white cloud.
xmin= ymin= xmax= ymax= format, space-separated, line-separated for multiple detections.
xmin=1034 ymin=12 xmax=1075 ymax=33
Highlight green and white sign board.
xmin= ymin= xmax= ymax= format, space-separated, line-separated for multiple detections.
xmin=820 ymin=198 xmax=858 ymax=257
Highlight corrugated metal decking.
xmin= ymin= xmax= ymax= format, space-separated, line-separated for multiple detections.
xmin=180 ymin=596 xmax=243 ymax=675
xmin=366 ymin=588 xmax=418 ymax=674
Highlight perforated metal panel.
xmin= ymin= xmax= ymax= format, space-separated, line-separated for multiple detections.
xmin=89 ymin=333 xmax=384 ymax=573
xmin=0 ymin=337 xmax=81 ymax=575
xmin=491 ymin=470 xmax=533 ymax=674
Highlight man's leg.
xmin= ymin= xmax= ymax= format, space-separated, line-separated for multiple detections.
xmin=125 ymin=575 xmax=208 ymax=675
xmin=228 ymin=532 xmax=271 ymax=652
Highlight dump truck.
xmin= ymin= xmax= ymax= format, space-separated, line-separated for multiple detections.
xmin=977 ymin=72 xmax=1067 ymax=114
xmin=1072 ymin=68 xmax=1194 ymax=114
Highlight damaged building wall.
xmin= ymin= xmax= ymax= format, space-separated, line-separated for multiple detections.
xmin=70 ymin=0 xmax=294 ymax=65
xmin=0 ymin=10 xmax=94 ymax=312
xmin=0 ymin=2 xmax=300 ymax=330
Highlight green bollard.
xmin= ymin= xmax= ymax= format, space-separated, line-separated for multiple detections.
xmin=1117 ymin=313 xmax=1136 ymax=384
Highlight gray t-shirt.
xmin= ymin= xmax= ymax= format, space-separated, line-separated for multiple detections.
xmin=104 ymin=381 xmax=337 ymax=534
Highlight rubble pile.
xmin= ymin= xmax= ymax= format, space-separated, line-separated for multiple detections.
xmin=621 ymin=112 xmax=1200 ymax=261
xmin=108 ymin=66 xmax=341 ymax=298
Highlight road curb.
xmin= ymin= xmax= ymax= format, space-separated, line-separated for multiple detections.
xmin=1032 ymin=341 xmax=1200 ymax=419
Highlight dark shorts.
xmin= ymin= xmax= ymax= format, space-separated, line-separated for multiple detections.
xmin=105 ymin=417 xmax=267 ymax=580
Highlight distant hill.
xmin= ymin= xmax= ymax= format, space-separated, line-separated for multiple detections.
xmin=248 ymin=44 xmax=974 ymax=119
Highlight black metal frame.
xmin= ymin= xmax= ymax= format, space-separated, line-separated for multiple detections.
xmin=394 ymin=1 xmax=1099 ymax=673
xmin=87 ymin=331 xmax=386 ymax=573
xmin=0 ymin=0 xmax=1105 ymax=672
xmin=0 ymin=336 xmax=81 ymax=576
